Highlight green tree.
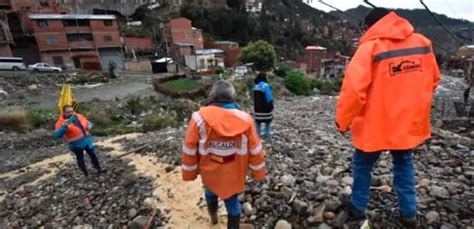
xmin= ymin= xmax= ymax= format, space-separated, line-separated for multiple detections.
xmin=240 ymin=40 xmax=277 ymax=71
xmin=283 ymin=69 xmax=312 ymax=96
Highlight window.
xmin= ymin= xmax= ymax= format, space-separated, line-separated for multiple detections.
xmin=103 ymin=35 xmax=112 ymax=42
xmin=103 ymin=20 xmax=113 ymax=26
xmin=0 ymin=58 xmax=24 ymax=63
xmin=46 ymin=37 xmax=58 ymax=45
xmin=53 ymin=56 xmax=64 ymax=66
xmin=63 ymin=19 xmax=90 ymax=27
xmin=66 ymin=33 xmax=93 ymax=42
xmin=37 ymin=20 xmax=48 ymax=27
xmin=40 ymin=0 xmax=49 ymax=7
xmin=199 ymin=59 xmax=205 ymax=68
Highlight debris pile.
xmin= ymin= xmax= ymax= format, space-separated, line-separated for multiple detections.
xmin=238 ymin=96 xmax=473 ymax=228
xmin=0 ymin=158 xmax=167 ymax=228
xmin=0 ymin=129 xmax=66 ymax=173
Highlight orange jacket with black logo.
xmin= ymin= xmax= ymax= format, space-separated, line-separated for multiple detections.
xmin=336 ymin=12 xmax=441 ymax=152
xmin=181 ymin=106 xmax=266 ymax=199
xmin=54 ymin=113 xmax=91 ymax=143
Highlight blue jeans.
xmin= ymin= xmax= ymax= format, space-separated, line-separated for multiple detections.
xmin=71 ymin=144 xmax=101 ymax=175
xmin=351 ymin=149 xmax=417 ymax=218
xmin=256 ymin=121 xmax=272 ymax=138
xmin=205 ymin=189 xmax=241 ymax=216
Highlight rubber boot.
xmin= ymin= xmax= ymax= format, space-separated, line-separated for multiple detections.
xmin=207 ymin=201 xmax=218 ymax=224
xmin=227 ymin=214 xmax=240 ymax=229
xmin=401 ymin=216 xmax=417 ymax=229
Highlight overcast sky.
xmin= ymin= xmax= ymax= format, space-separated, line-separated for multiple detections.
xmin=308 ymin=0 xmax=474 ymax=22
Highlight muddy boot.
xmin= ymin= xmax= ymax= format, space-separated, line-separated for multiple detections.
xmin=227 ymin=214 xmax=240 ymax=229
xmin=96 ymin=168 xmax=106 ymax=174
xmin=207 ymin=201 xmax=218 ymax=224
xmin=400 ymin=217 xmax=417 ymax=229
xmin=81 ymin=168 xmax=89 ymax=177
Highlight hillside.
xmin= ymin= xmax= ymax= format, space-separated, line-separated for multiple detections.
xmin=127 ymin=0 xmax=358 ymax=60
xmin=330 ymin=5 xmax=474 ymax=56
xmin=180 ymin=0 xmax=357 ymax=59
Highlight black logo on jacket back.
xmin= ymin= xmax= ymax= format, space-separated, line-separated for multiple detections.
xmin=389 ymin=59 xmax=422 ymax=76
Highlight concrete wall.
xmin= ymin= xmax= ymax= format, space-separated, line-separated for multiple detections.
xmin=0 ymin=44 xmax=12 ymax=57
xmin=98 ymin=48 xmax=124 ymax=71
xmin=125 ymin=60 xmax=152 ymax=72
xmin=58 ymin=0 xmax=152 ymax=15
xmin=124 ymin=36 xmax=154 ymax=51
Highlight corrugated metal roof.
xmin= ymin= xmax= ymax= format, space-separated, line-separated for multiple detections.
xmin=174 ymin=42 xmax=194 ymax=47
xmin=29 ymin=14 xmax=116 ymax=20
xmin=305 ymin=46 xmax=327 ymax=51
xmin=214 ymin=41 xmax=238 ymax=45
xmin=195 ymin=49 xmax=224 ymax=55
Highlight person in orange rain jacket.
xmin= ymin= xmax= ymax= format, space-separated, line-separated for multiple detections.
xmin=335 ymin=8 xmax=441 ymax=228
xmin=53 ymin=105 xmax=104 ymax=177
xmin=181 ymin=80 xmax=266 ymax=229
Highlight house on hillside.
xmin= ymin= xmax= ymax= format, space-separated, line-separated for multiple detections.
xmin=204 ymin=40 xmax=242 ymax=68
xmin=29 ymin=14 xmax=124 ymax=71
xmin=296 ymin=46 xmax=327 ymax=75
xmin=184 ymin=49 xmax=225 ymax=73
xmin=164 ymin=17 xmax=204 ymax=63
xmin=320 ymin=53 xmax=349 ymax=78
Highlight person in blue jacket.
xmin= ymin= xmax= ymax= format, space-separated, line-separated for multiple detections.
xmin=253 ymin=72 xmax=274 ymax=138
xmin=53 ymin=105 xmax=104 ymax=176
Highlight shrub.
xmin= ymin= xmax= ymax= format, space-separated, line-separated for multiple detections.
xmin=127 ymin=96 xmax=145 ymax=115
xmin=142 ymin=112 xmax=177 ymax=132
xmin=26 ymin=109 xmax=55 ymax=128
xmin=274 ymin=66 xmax=291 ymax=77
xmin=84 ymin=105 xmax=113 ymax=128
xmin=284 ymin=70 xmax=313 ymax=96
xmin=311 ymin=78 xmax=344 ymax=95
xmin=0 ymin=108 xmax=29 ymax=130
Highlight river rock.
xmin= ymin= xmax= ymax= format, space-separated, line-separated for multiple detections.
xmin=274 ymin=220 xmax=292 ymax=229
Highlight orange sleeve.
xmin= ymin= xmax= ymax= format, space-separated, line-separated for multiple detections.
xmin=181 ymin=115 xmax=200 ymax=181
xmin=247 ymin=123 xmax=266 ymax=181
xmin=54 ymin=118 xmax=64 ymax=130
xmin=336 ymin=42 xmax=375 ymax=132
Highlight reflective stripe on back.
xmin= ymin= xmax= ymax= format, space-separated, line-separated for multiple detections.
xmin=374 ymin=46 xmax=432 ymax=62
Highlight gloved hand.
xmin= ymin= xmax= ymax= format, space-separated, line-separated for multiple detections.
xmin=335 ymin=121 xmax=348 ymax=135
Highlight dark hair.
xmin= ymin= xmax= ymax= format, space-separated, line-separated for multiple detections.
xmin=254 ymin=72 xmax=268 ymax=84
xmin=62 ymin=105 xmax=73 ymax=113
xmin=364 ymin=8 xmax=390 ymax=28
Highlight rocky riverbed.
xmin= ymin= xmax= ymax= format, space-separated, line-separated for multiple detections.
xmin=107 ymin=93 xmax=473 ymax=228
xmin=0 ymin=75 xmax=472 ymax=228
xmin=0 ymin=155 xmax=167 ymax=228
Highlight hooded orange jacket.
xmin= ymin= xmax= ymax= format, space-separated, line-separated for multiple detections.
xmin=336 ymin=12 xmax=441 ymax=152
xmin=181 ymin=106 xmax=266 ymax=199
xmin=54 ymin=113 xmax=90 ymax=142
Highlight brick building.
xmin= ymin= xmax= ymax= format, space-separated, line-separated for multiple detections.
xmin=29 ymin=14 xmax=124 ymax=70
xmin=204 ymin=40 xmax=242 ymax=68
xmin=165 ymin=17 xmax=203 ymax=61
xmin=297 ymin=46 xmax=328 ymax=75
xmin=1 ymin=0 xmax=68 ymax=35
xmin=0 ymin=12 xmax=13 ymax=56
xmin=123 ymin=36 xmax=154 ymax=53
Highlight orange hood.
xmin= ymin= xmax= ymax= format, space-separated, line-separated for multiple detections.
xmin=199 ymin=106 xmax=251 ymax=137
xmin=360 ymin=12 xmax=414 ymax=43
